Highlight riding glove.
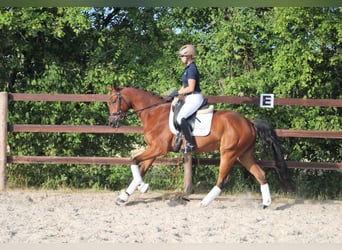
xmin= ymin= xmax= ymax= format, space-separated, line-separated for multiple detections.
xmin=166 ymin=90 xmax=179 ymax=102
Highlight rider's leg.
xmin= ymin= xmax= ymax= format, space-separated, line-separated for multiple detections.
xmin=180 ymin=118 xmax=195 ymax=153
xmin=176 ymin=94 xmax=203 ymax=153
xmin=173 ymin=132 xmax=183 ymax=152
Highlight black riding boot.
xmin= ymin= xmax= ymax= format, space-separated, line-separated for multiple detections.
xmin=173 ymin=132 xmax=183 ymax=152
xmin=180 ymin=118 xmax=195 ymax=153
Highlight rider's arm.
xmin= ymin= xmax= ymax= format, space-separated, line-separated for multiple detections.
xmin=178 ymin=79 xmax=196 ymax=95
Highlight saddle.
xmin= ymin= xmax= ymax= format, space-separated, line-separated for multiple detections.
xmin=169 ymin=97 xmax=214 ymax=136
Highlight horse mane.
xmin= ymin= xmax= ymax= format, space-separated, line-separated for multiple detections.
xmin=114 ymin=85 xmax=164 ymax=100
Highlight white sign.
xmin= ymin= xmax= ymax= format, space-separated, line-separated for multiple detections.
xmin=260 ymin=94 xmax=274 ymax=108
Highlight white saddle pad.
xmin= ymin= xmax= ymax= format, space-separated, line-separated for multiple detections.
xmin=169 ymin=105 xmax=214 ymax=136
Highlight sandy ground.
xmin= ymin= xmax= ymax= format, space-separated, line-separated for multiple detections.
xmin=0 ymin=190 xmax=341 ymax=243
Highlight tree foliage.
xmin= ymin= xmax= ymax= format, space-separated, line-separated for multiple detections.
xmin=1 ymin=7 xmax=341 ymax=198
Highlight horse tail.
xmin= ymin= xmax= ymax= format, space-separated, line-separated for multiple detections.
xmin=253 ymin=119 xmax=296 ymax=192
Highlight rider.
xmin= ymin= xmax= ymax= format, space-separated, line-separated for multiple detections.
xmin=168 ymin=44 xmax=204 ymax=153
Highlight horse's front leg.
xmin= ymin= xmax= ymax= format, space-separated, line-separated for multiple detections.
xmin=116 ymin=157 xmax=156 ymax=204
xmin=116 ymin=133 xmax=170 ymax=204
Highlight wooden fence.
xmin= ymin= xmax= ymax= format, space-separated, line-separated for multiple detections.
xmin=0 ymin=92 xmax=341 ymax=191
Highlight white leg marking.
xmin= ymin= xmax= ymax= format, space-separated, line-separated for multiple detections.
xmin=130 ymin=164 xmax=142 ymax=182
xmin=200 ymin=186 xmax=222 ymax=207
xmin=116 ymin=165 xmax=141 ymax=203
xmin=137 ymin=182 xmax=149 ymax=193
xmin=261 ymin=183 xmax=272 ymax=207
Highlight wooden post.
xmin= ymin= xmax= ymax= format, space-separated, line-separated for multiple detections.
xmin=0 ymin=92 xmax=8 ymax=190
xmin=183 ymin=152 xmax=192 ymax=195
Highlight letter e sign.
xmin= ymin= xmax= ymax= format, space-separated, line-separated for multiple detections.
xmin=260 ymin=94 xmax=274 ymax=108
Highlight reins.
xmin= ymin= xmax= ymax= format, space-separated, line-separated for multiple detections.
xmin=110 ymin=89 xmax=169 ymax=119
xmin=133 ymin=101 xmax=168 ymax=114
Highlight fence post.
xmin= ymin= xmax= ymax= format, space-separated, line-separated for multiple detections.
xmin=183 ymin=152 xmax=192 ymax=195
xmin=0 ymin=92 xmax=8 ymax=190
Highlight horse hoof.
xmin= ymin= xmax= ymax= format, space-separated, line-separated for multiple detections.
xmin=116 ymin=192 xmax=129 ymax=205
xmin=262 ymin=205 xmax=269 ymax=209
xmin=115 ymin=198 xmax=125 ymax=205
xmin=199 ymin=202 xmax=208 ymax=208
xmin=182 ymin=197 xmax=190 ymax=202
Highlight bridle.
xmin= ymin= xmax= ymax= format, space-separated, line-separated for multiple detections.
xmin=109 ymin=89 xmax=168 ymax=127
xmin=109 ymin=90 xmax=129 ymax=121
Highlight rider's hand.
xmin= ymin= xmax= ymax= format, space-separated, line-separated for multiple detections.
xmin=166 ymin=90 xmax=179 ymax=102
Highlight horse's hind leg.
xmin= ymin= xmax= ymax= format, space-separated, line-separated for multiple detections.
xmin=238 ymin=147 xmax=272 ymax=208
xmin=200 ymin=150 xmax=237 ymax=207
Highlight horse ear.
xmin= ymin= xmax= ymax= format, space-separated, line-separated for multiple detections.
xmin=112 ymin=83 xmax=121 ymax=91
xmin=107 ymin=83 xmax=120 ymax=92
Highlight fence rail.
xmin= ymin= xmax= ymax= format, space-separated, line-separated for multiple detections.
xmin=1 ymin=92 xmax=342 ymax=190
xmin=7 ymin=124 xmax=342 ymax=139
xmin=6 ymin=156 xmax=342 ymax=171
xmin=9 ymin=93 xmax=342 ymax=107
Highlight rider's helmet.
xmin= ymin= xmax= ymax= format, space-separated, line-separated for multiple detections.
xmin=179 ymin=44 xmax=197 ymax=58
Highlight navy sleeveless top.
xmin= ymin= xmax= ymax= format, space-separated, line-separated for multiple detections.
xmin=181 ymin=62 xmax=201 ymax=92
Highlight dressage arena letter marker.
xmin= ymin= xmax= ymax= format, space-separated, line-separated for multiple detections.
xmin=260 ymin=94 xmax=274 ymax=108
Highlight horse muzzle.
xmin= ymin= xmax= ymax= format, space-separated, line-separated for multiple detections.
xmin=109 ymin=116 xmax=120 ymax=128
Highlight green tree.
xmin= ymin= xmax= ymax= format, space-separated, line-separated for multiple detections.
xmin=1 ymin=7 xmax=341 ymax=198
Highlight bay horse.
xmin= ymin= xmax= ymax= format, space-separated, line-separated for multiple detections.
xmin=108 ymin=86 xmax=295 ymax=207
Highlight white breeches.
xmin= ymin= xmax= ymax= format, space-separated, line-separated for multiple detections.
xmin=176 ymin=93 xmax=204 ymax=124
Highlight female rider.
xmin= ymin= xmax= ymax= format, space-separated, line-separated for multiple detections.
xmin=168 ymin=44 xmax=204 ymax=153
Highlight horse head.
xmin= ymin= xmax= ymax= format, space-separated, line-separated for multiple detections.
xmin=108 ymin=87 xmax=131 ymax=128
xmin=107 ymin=86 xmax=168 ymax=128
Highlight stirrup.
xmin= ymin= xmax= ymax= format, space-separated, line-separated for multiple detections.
xmin=181 ymin=143 xmax=195 ymax=154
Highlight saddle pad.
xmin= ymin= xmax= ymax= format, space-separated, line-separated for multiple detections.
xmin=169 ymin=106 xmax=214 ymax=136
